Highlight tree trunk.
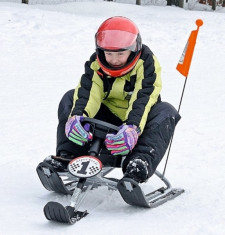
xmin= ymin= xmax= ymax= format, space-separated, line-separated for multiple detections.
xmin=136 ymin=0 xmax=141 ymax=5
xmin=212 ymin=0 xmax=216 ymax=10
xmin=22 ymin=0 xmax=29 ymax=3
xmin=179 ymin=0 xmax=184 ymax=7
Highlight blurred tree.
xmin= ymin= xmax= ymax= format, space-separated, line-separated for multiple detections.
xmin=136 ymin=0 xmax=141 ymax=4
xmin=212 ymin=0 xmax=216 ymax=10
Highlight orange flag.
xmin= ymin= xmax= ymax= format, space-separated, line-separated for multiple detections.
xmin=176 ymin=19 xmax=203 ymax=77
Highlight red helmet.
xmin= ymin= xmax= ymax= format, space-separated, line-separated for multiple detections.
xmin=95 ymin=16 xmax=142 ymax=77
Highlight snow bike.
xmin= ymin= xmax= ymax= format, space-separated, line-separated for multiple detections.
xmin=36 ymin=117 xmax=184 ymax=225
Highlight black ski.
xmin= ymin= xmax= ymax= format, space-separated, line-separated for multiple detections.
xmin=36 ymin=162 xmax=73 ymax=195
xmin=118 ymin=177 xmax=150 ymax=207
xmin=118 ymin=177 xmax=184 ymax=208
xmin=44 ymin=201 xmax=88 ymax=224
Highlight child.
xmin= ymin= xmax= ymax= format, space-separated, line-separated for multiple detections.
xmin=45 ymin=16 xmax=181 ymax=183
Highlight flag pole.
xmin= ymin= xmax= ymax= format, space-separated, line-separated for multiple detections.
xmin=162 ymin=19 xmax=203 ymax=177
xmin=162 ymin=76 xmax=187 ymax=176
xmin=177 ymin=76 xmax=188 ymax=113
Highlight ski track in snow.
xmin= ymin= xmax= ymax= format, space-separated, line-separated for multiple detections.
xmin=0 ymin=1 xmax=225 ymax=234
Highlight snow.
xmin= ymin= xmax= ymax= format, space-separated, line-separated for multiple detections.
xmin=0 ymin=1 xmax=225 ymax=234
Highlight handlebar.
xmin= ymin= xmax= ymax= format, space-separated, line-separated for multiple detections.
xmin=82 ymin=117 xmax=119 ymax=139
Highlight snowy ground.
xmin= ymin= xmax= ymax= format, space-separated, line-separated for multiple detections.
xmin=0 ymin=1 xmax=225 ymax=235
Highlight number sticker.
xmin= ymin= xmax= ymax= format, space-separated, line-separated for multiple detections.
xmin=68 ymin=156 xmax=102 ymax=178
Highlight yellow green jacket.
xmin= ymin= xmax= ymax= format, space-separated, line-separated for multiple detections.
xmin=71 ymin=44 xmax=162 ymax=133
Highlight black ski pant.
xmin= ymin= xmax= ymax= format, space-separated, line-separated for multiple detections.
xmin=56 ymin=89 xmax=181 ymax=178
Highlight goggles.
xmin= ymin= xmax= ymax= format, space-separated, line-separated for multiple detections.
xmin=96 ymin=30 xmax=138 ymax=52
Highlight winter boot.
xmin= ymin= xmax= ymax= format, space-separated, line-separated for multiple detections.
xmin=44 ymin=151 xmax=74 ymax=172
xmin=124 ymin=157 xmax=149 ymax=183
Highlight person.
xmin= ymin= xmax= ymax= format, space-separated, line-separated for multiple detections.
xmin=44 ymin=16 xmax=181 ymax=183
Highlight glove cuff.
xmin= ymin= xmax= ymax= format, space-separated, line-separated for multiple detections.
xmin=125 ymin=124 xmax=141 ymax=136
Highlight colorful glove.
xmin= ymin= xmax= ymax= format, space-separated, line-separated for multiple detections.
xmin=65 ymin=115 xmax=92 ymax=146
xmin=105 ymin=124 xmax=140 ymax=156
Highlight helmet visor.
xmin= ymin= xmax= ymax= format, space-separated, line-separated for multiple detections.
xmin=96 ymin=30 xmax=137 ymax=52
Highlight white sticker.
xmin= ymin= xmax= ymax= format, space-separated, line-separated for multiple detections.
xmin=178 ymin=41 xmax=189 ymax=64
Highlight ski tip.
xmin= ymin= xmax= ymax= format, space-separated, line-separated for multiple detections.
xmin=43 ymin=201 xmax=88 ymax=225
